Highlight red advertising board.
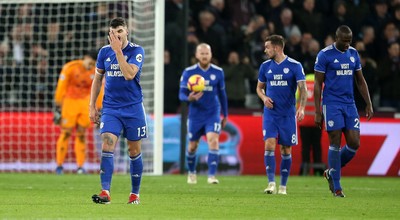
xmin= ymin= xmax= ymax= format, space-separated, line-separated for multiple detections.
xmin=230 ymin=115 xmax=400 ymax=176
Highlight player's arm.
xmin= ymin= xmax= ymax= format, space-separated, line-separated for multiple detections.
xmin=354 ymin=70 xmax=374 ymax=120
xmin=54 ymin=65 xmax=70 ymax=107
xmin=256 ymin=80 xmax=273 ymax=109
xmin=89 ymin=69 xmax=104 ymax=125
xmin=314 ymin=71 xmax=324 ymax=128
xmin=296 ymin=80 xmax=307 ymax=121
xmin=217 ymin=73 xmax=228 ymax=128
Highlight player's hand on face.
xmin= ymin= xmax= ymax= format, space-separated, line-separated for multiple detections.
xmin=188 ymin=91 xmax=203 ymax=101
xmin=263 ymin=96 xmax=274 ymax=109
xmin=108 ymin=30 xmax=122 ymax=52
xmin=314 ymin=112 xmax=323 ymax=129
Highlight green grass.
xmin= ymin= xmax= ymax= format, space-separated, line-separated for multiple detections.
xmin=0 ymin=174 xmax=399 ymax=219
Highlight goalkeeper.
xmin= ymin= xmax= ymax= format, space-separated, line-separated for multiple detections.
xmin=53 ymin=50 xmax=98 ymax=174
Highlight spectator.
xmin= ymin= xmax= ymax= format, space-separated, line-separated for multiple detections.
xmin=294 ymin=0 xmax=324 ymax=42
xmin=222 ymin=51 xmax=256 ymax=108
xmin=196 ymin=10 xmax=226 ymax=64
xmin=378 ymin=42 xmax=400 ymax=110
xmin=354 ymin=51 xmax=379 ymax=111
xmin=163 ymin=50 xmax=180 ymax=113
xmin=302 ymin=39 xmax=320 ymax=74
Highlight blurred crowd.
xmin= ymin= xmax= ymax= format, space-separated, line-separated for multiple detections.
xmin=0 ymin=0 xmax=399 ymax=113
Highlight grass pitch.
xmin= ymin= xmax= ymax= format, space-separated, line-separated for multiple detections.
xmin=0 ymin=173 xmax=399 ymax=219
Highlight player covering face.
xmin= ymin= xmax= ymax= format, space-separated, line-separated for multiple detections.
xmin=89 ymin=17 xmax=146 ymax=205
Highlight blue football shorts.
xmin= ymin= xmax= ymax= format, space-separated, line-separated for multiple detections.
xmin=188 ymin=114 xmax=221 ymax=141
xmin=323 ymin=103 xmax=360 ymax=132
xmin=263 ymin=114 xmax=298 ymax=146
xmin=100 ymin=102 xmax=148 ymax=141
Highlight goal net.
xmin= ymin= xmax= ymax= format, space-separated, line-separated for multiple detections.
xmin=0 ymin=0 xmax=164 ymax=174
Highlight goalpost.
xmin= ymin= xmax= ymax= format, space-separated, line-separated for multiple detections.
xmin=0 ymin=0 xmax=164 ymax=175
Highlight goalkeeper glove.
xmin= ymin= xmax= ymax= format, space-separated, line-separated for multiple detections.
xmin=53 ymin=107 xmax=61 ymax=125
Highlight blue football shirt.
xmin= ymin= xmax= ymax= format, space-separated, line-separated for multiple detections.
xmin=314 ymin=43 xmax=361 ymax=105
xmin=97 ymin=42 xmax=145 ymax=108
xmin=258 ymin=56 xmax=305 ymax=117
xmin=179 ymin=63 xmax=227 ymax=121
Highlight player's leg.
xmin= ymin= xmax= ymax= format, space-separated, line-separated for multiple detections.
xmin=126 ymin=140 xmax=142 ymax=204
xmin=74 ymin=126 xmax=86 ymax=174
xmin=276 ymin=115 xmax=296 ymax=194
xmin=263 ymin=116 xmax=278 ymax=194
xmin=123 ymin=102 xmax=148 ymax=204
xmin=204 ymin=118 xmax=222 ymax=184
xmin=56 ymin=127 xmax=72 ymax=174
xmin=186 ymin=119 xmax=203 ymax=184
xmin=324 ymin=104 xmax=345 ymax=196
xmin=92 ymin=109 xmax=122 ymax=204
xmin=341 ymin=104 xmax=361 ymax=168
xmin=75 ymin=101 xmax=91 ymax=173
xmin=56 ymin=98 xmax=78 ymax=174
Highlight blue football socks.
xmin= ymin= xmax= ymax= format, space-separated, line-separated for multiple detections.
xmin=100 ymin=151 xmax=114 ymax=191
xmin=328 ymin=145 xmax=342 ymax=191
xmin=264 ymin=150 xmax=276 ymax=182
xmin=207 ymin=150 xmax=219 ymax=177
xmin=280 ymin=154 xmax=292 ymax=186
xmin=186 ymin=151 xmax=197 ymax=174
xmin=340 ymin=144 xmax=357 ymax=168
xmin=130 ymin=153 xmax=143 ymax=195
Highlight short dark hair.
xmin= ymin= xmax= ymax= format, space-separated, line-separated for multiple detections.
xmin=265 ymin=35 xmax=285 ymax=48
xmin=336 ymin=25 xmax=352 ymax=37
xmin=84 ymin=49 xmax=98 ymax=60
xmin=109 ymin=17 xmax=127 ymax=28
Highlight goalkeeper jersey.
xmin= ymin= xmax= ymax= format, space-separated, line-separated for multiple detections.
xmin=54 ymin=60 xmax=95 ymax=105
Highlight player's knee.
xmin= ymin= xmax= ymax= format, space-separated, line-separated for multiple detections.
xmin=101 ymin=134 xmax=116 ymax=151
xmin=61 ymin=130 xmax=72 ymax=140
xmin=347 ymin=141 xmax=360 ymax=150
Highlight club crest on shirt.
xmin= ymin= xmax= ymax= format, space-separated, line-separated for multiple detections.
xmin=283 ymin=68 xmax=289 ymax=74
xmin=124 ymin=55 xmax=128 ymax=60
xmin=350 ymin=57 xmax=355 ymax=63
xmin=136 ymin=54 xmax=143 ymax=62
xmin=210 ymin=74 xmax=216 ymax=80
xmin=328 ymin=120 xmax=334 ymax=127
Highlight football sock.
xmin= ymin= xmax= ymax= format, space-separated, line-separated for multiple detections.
xmin=186 ymin=151 xmax=197 ymax=173
xmin=264 ymin=150 xmax=276 ymax=182
xmin=56 ymin=130 xmax=70 ymax=166
xmin=328 ymin=145 xmax=342 ymax=191
xmin=207 ymin=150 xmax=219 ymax=177
xmin=340 ymin=144 xmax=356 ymax=168
xmin=280 ymin=154 xmax=292 ymax=186
xmin=130 ymin=153 xmax=143 ymax=195
xmin=100 ymin=151 xmax=114 ymax=191
xmin=74 ymin=134 xmax=86 ymax=168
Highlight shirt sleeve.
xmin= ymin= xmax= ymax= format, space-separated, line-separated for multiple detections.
xmin=178 ymin=70 xmax=190 ymax=102
xmin=257 ymin=63 xmax=266 ymax=83
xmin=314 ymin=51 xmax=327 ymax=73
xmin=295 ymin=63 xmax=306 ymax=82
xmin=218 ymin=70 xmax=228 ymax=117
xmin=127 ymin=46 xmax=145 ymax=69
xmin=96 ymin=47 xmax=105 ymax=70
